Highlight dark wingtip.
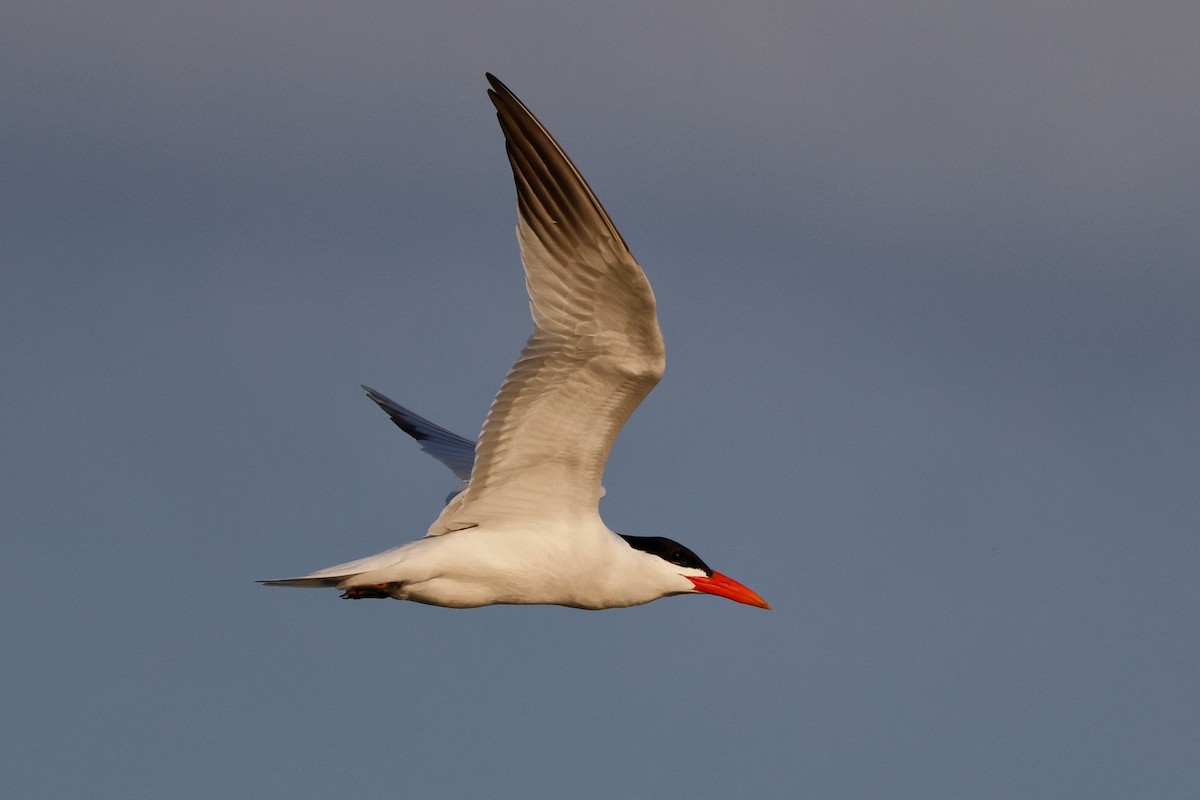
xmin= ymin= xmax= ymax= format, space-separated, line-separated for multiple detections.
xmin=361 ymin=385 xmax=428 ymax=440
xmin=486 ymin=73 xmax=526 ymax=116
xmin=361 ymin=384 xmax=392 ymax=412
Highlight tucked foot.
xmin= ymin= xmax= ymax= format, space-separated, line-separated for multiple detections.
xmin=340 ymin=584 xmax=394 ymax=600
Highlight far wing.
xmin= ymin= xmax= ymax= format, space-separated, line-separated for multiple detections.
xmin=363 ymin=385 xmax=474 ymax=482
xmin=364 ymin=384 xmax=607 ymax=508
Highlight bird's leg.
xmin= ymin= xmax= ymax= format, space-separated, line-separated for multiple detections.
xmin=339 ymin=584 xmax=394 ymax=600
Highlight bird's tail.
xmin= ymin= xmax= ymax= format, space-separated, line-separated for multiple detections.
xmin=259 ymin=545 xmax=409 ymax=590
xmin=257 ymin=576 xmax=349 ymax=589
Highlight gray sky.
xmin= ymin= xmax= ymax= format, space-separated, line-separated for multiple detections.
xmin=3 ymin=1 xmax=1198 ymax=797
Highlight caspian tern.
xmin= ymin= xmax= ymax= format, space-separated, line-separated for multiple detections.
xmin=260 ymin=74 xmax=769 ymax=610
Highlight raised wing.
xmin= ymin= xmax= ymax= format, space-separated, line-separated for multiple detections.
xmin=426 ymin=74 xmax=665 ymax=534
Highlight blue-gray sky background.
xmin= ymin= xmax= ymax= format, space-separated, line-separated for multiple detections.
xmin=3 ymin=1 xmax=1198 ymax=797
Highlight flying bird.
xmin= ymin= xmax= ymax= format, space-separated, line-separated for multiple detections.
xmin=260 ymin=74 xmax=769 ymax=610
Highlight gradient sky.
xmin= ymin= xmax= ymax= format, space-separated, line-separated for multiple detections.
xmin=4 ymin=1 xmax=1198 ymax=798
